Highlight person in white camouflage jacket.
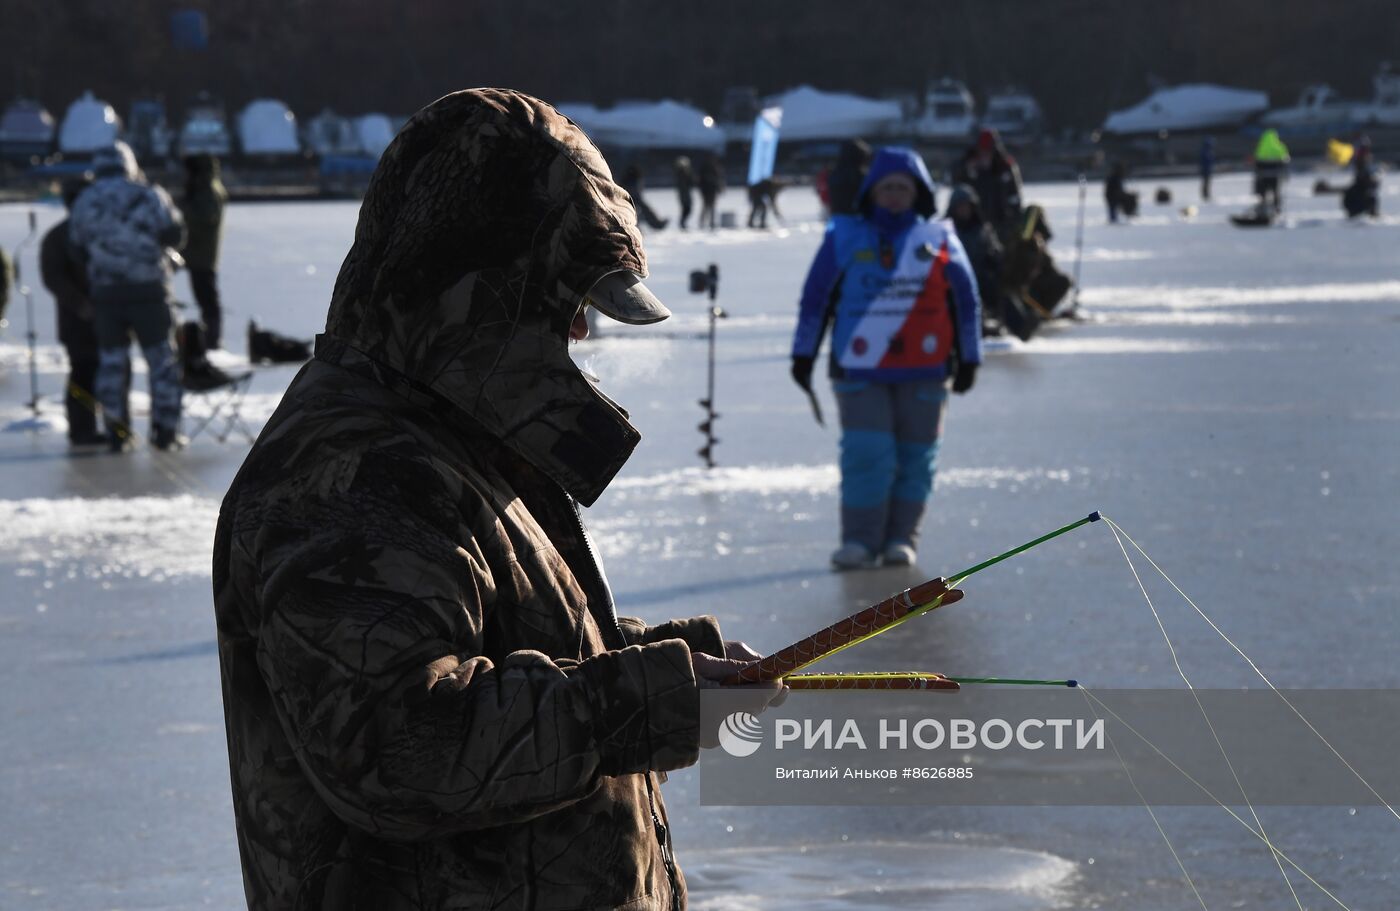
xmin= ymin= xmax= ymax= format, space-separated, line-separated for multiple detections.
xmin=69 ymin=140 xmax=186 ymax=450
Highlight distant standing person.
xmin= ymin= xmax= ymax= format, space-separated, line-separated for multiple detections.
xmin=826 ymin=138 xmax=872 ymax=217
xmin=952 ymin=128 xmax=1021 ymax=239
xmin=697 ymin=153 xmax=725 ymax=230
xmin=673 ymin=156 xmax=695 ymax=229
xmin=68 ymin=140 xmax=186 ymax=451
xmin=746 ymin=177 xmax=783 ymax=229
xmin=1252 ymin=128 xmax=1290 ymax=214
xmin=1199 ymin=136 xmax=1216 ymax=201
xmin=1105 ymin=161 xmax=1130 ymax=223
xmin=1343 ymin=141 xmax=1380 ymax=218
xmin=946 ymin=184 xmax=1007 ymax=337
xmin=181 ymin=153 xmax=228 ymax=348
xmin=41 ymin=176 xmax=128 ymax=447
xmin=621 ymin=163 xmax=668 ymax=230
xmin=0 ymin=245 xmax=11 ymax=326
xmin=790 ymin=147 xmax=982 ymax=569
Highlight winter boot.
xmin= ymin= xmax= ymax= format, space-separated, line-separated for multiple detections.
xmin=151 ymin=424 xmax=188 ymax=452
xmin=882 ymin=541 xmax=917 ymax=566
xmin=179 ymin=320 xmax=239 ymax=391
xmin=107 ymin=424 xmax=134 ymax=454
xmin=830 ymin=541 xmax=877 ymax=571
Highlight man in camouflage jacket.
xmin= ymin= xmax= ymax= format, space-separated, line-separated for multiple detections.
xmin=214 ymin=89 xmax=769 ymax=910
xmin=68 ymin=140 xmax=186 ymax=449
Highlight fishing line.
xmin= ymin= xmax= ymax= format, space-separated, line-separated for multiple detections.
xmin=1078 ymin=685 xmax=1209 ymax=910
xmin=1102 ymin=516 xmax=1304 ymax=910
xmin=67 ymin=381 xmax=215 ymax=498
xmin=1080 ymin=686 xmax=1355 ymax=911
xmin=1103 ymin=516 xmax=1400 ymax=825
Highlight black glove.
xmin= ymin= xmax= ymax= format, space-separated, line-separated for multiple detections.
xmin=952 ymin=362 xmax=977 ymax=394
xmin=790 ymin=355 xmax=815 ymax=392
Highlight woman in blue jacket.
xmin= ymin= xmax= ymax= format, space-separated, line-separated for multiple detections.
xmin=791 ymin=147 xmax=981 ymax=569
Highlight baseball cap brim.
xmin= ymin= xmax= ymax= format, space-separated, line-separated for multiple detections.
xmin=584 ymin=271 xmax=671 ymax=325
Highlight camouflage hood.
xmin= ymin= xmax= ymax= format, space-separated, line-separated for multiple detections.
xmin=324 ymin=89 xmax=650 ymax=506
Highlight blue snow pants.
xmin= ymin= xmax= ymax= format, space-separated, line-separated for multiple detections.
xmin=833 ymin=378 xmax=948 ymax=551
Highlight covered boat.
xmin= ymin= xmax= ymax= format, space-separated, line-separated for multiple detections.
xmin=578 ymin=99 xmax=723 ymax=151
xmin=908 ymin=78 xmax=977 ymax=140
xmin=981 ymin=89 xmax=1044 ymax=140
xmin=554 ymin=102 xmax=607 ymax=140
xmin=178 ymin=97 xmax=233 ymax=157
xmin=1262 ymin=84 xmax=1355 ymax=133
xmin=352 ymin=114 xmax=395 ymax=159
xmin=763 ymin=85 xmax=902 ymax=142
xmin=0 ymin=99 xmax=56 ymax=163
xmin=302 ymin=108 xmax=360 ymax=157
xmin=237 ymin=99 xmax=300 ymax=157
xmin=1102 ymin=84 xmax=1269 ymax=135
xmin=1353 ymin=63 xmax=1400 ymax=127
xmin=58 ymin=91 xmax=121 ymax=155
xmin=126 ymin=98 xmax=173 ymax=162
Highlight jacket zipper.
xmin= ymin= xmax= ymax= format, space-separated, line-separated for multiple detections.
xmin=564 ymin=490 xmax=628 ymax=649
xmin=645 ymin=773 xmax=683 ymax=911
xmin=564 ymin=489 xmax=682 ymax=909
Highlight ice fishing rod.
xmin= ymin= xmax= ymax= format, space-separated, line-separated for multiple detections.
xmin=724 ymin=511 xmax=1102 ymax=684
xmin=1070 ymin=173 xmax=1087 ymax=314
xmin=782 ymin=672 xmax=1078 ymax=691
xmin=947 ymin=510 xmax=1101 ymax=587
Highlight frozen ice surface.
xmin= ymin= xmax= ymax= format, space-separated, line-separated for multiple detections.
xmin=2 ymin=172 xmax=1399 ymax=909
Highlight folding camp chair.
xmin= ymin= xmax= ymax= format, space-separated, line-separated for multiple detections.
xmin=177 ymin=320 xmax=257 ymax=444
xmin=182 ymin=367 xmax=255 ymax=443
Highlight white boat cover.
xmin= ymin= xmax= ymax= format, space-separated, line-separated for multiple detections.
xmin=238 ymin=99 xmax=300 ymax=155
xmin=59 ymin=91 xmax=121 ymax=153
xmin=762 ymin=85 xmax=902 ymax=141
xmin=303 ymin=110 xmax=360 ymax=156
xmin=564 ymin=99 xmax=723 ymax=150
xmin=353 ymin=114 xmax=395 ymax=159
xmin=556 ymin=102 xmax=605 ymax=134
xmin=1103 ymin=84 xmax=1269 ymax=134
xmin=0 ymin=100 xmax=55 ymax=144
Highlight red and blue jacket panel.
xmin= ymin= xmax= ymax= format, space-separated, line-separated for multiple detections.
xmin=791 ymin=147 xmax=981 ymax=382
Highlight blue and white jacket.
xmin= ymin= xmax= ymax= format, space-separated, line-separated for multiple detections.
xmin=69 ymin=141 xmax=185 ymax=291
xmin=791 ymin=147 xmax=981 ymax=382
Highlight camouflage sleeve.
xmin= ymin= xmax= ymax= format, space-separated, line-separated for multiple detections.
xmin=249 ymin=509 xmax=701 ymax=842
xmin=67 ymin=201 xmax=91 ymax=252
xmin=153 ymin=185 xmax=186 ymax=250
xmin=617 ymin=614 xmax=724 ymax=657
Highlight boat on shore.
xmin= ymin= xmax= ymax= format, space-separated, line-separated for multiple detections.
xmin=0 ymin=99 xmax=55 ymax=164
xmin=907 ymin=78 xmax=977 ymax=141
xmin=982 ymin=88 xmax=1044 ymax=141
xmin=58 ymin=91 xmax=121 ymax=158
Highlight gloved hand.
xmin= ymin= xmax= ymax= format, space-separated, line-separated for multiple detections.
xmin=952 ymin=362 xmax=977 ymax=394
xmin=790 ymin=355 xmax=815 ymax=392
